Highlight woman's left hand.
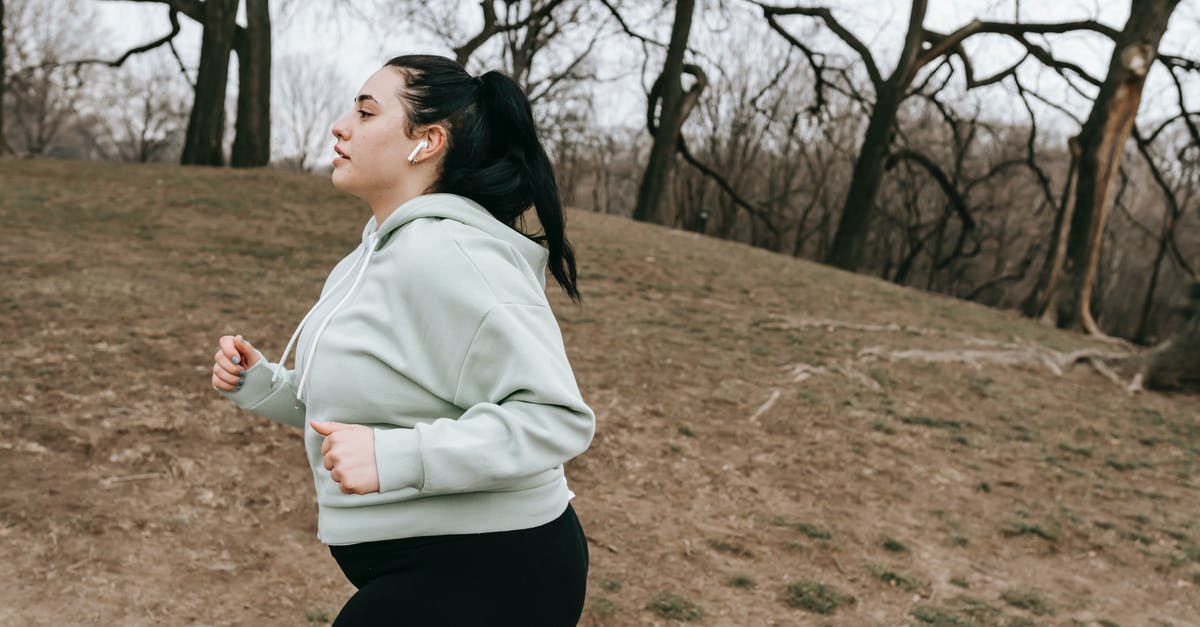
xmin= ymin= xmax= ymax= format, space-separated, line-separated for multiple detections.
xmin=311 ymin=420 xmax=380 ymax=495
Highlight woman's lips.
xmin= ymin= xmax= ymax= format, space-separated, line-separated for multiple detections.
xmin=334 ymin=146 xmax=350 ymax=162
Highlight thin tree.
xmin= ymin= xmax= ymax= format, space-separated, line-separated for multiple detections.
xmin=632 ymin=0 xmax=696 ymax=223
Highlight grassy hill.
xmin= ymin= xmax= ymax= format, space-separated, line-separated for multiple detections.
xmin=1 ymin=158 xmax=1197 ymax=626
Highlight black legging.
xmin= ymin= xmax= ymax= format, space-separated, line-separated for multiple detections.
xmin=328 ymin=503 xmax=588 ymax=626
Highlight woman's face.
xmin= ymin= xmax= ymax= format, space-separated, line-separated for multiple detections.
xmin=329 ymin=67 xmax=423 ymax=199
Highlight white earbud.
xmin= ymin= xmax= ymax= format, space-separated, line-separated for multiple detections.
xmin=407 ymin=138 xmax=429 ymax=164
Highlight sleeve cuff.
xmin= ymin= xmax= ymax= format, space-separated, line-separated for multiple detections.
xmin=374 ymin=427 xmax=425 ymax=493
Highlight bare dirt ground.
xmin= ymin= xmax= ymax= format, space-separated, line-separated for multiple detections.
xmin=1 ymin=158 xmax=1198 ymax=626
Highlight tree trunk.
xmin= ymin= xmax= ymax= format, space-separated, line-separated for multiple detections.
xmin=1053 ymin=0 xmax=1180 ymax=332
xmin=1135 ymin=226 xmax=1170 ymax=344
xmin=632 ymin=0 xmax=696 ymax=223
xmin=181 ymin=0 xmax=238 ymax=166
xmin=1021 ymin=138 xmax=1082 ymax=319
xmin=826 ymin=0 xmax=928 ymax=271
xmin=0 ymin=0 xmax=10 ymax=156
xmin=826 ymin=86 xmax=901 ymax=271
xmin=231 ymin=0 xmax=271 ymax=167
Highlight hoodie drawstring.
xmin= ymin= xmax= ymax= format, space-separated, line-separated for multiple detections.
xmin=272 ymin=232 xmax=379 ymax=402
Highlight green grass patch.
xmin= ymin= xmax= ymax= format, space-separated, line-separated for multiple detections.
xmin=872 ymin=420 xmax=896 ymax=434
xmin=728 ymin=574 xmax=755 ymax=588
xmin=899 ymin=415 xmax=966 ymax=431
xmin=1000 ymin=587 xmax=1055 ymax=616
xmin=1057 ymin=442 xmax=1092 ymax=457
xmin=1105 ymin=456 xmax=1152 ymax=471
xmin=794 ymin=521 xmax=832 ymax=540
xmin=881 ymin=537 xmax=908 ymax=553
xmin=587 ymin=596 xmax=618 ymax=619
xmin=304 ymin=607 xmax=332 ymax=623
xmin=1001 ymin=521 xmax=1061 ymax=542
xmin=909 ymin=604 xmax=972 ymax=626
xmin=865 ymin=564 xmax=925 ymax=592
xmin=645 ymin=592 xmax=701 ymax=622
xmin=707 ymin=538 xmax=754 ymax=557
xmin=784 ymin=578 xmax=856 ymax=615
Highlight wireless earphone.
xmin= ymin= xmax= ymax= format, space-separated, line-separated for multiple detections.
xmin=407 ymin=138 xmax=429 ymax=164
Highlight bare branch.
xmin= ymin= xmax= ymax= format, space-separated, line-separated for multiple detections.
xmin=915 ymin=19 xmax=1120 ymax=71
xmin=454 ymin=0 xmax=570 ymax=66
xmin=594 ymin=0 xmax=667 ymax=48
xmin=61 ymin=7 xmax=183 ymax=69
xmin=753 ymin=2 xmax=883 ymax=87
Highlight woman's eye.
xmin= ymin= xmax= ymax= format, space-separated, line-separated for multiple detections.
xmin=357 ymin=110 xmax=372 ymax=119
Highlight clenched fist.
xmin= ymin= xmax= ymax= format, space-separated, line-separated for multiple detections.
xmin=311 ymin=420 xmax=380 ymax=495
xmin=212 ymin=335 xmax=259 ymax=392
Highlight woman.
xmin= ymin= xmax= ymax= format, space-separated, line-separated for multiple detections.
xmin=209 ymin=54 xmax=595 ymax=626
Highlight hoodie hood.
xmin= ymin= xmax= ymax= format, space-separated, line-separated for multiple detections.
xmin=274 ymin=193 xmax=549 ymax=402
xmin=365 ymin=193 xmax=550 ymax=290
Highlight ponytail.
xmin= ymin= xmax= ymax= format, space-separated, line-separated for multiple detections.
xmin=384 ymin=55 xmax=580 ymax=305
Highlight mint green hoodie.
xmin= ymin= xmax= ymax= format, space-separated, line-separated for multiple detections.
xmin=216 ymin=193 xmax=595 ymax=545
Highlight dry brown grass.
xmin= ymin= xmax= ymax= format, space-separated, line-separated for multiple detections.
xmin=2 ymin=158 xmax=1198 ymax=625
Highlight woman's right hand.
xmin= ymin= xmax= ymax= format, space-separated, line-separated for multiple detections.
xmin=212 ymin=335 xmax=260 ymax=392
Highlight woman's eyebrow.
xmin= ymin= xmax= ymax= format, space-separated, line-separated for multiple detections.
xmin=355 ymin=94 xmax=378 ymax=105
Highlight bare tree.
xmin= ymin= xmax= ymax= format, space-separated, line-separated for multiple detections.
xmin=86 ymin=55 xmax=189 ymax=162
xmin=632 ymin=0 xmax=696 ymax=223
xmin=272 ymin=53 xmax=346 ymax=171
xmin=754 ymin=0 xmax=1125 ymax=273
xmin=3 ymin=0 xmax=102 ymax=155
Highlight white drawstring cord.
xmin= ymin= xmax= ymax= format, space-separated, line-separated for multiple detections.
xmin=295 ymin=232 xmax=378 ymax=401
xmin=272 ymin=233 xmax=376 ymax=392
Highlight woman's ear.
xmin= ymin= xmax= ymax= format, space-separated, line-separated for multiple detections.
xmin=414 ymin=125 xmax=448 ymax=163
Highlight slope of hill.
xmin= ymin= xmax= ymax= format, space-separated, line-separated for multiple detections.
xmin=1 ymin=158 xmax=1197 ymax=626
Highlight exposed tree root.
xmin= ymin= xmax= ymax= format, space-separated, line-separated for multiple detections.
xmin=769 ymin=315 xmax=1156 ymax=393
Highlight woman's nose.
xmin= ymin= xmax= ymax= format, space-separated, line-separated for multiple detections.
xmin=331 ymin=115 xmax=349 ymax=140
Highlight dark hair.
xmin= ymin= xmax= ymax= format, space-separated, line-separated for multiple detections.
xmin=383 ymin=54 xmax=580 ymax=305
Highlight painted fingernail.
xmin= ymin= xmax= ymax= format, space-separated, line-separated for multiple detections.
xmin=239 ymin=369 xmax=245 ymax=376
xmin=232 ymin=355 xmax=241 ymax=364
xmin=238 ymin=377 xmax=245 ymax=385
xmin=236 ymin=383 xmax=243 ymax=390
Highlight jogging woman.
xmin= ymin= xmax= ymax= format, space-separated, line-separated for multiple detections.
xmin=209 ymin=54 xmax=594 ymax=626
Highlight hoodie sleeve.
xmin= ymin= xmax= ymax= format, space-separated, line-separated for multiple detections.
xmin=372 ymin=302 xmax=595 ymax=495
xmin=214 ymin=347 xmax=307 ymax=429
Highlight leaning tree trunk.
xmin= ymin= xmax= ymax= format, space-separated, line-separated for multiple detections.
xmin=231 ymin=0 xmax=271 ymax=167
xmin=632 ymin=0 xmax=695 ymax=224
xmin=181 ymin=0 xmax=238 ymax=166
xmin=1052 ymin=0 xmax=1181 ymax=333
xmin=1021 ymin=138 xmax=1081 ymax=319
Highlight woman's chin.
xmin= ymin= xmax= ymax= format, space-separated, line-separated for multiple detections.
xmin=330 ymin=167 xmax=353 ymax=191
